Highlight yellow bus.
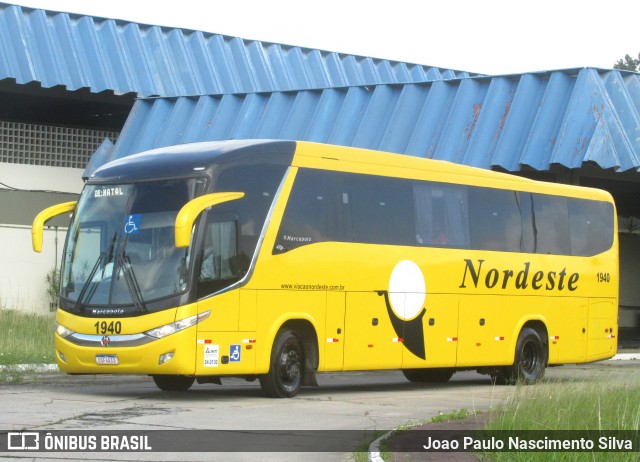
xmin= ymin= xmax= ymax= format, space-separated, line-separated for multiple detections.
xmin=32 ymin=140 xmax=618 ymax=397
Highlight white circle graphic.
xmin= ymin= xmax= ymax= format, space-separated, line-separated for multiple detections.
xmin=388 ymin=260 xmax=426 ymax=320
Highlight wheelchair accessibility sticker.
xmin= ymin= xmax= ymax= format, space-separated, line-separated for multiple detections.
xmin=124 ymin=214 xmax=142 ymax=235
xmin=230 ymin=344 xmax=241 ymax=362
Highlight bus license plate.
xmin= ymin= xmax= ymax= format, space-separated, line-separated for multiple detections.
xmin=96 ymin=355 xmax=119 ymax=365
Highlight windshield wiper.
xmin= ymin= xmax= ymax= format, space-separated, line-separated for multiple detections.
xmin=73 ymin=232 xmax=117 ymax=313
xmin=73 ymin=252 xmax=104 ymax=313
xmin=117 ymin=252 xmax=147 ymax=313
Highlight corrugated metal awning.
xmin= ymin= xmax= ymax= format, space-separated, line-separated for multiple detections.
xmin=0 ymin=2 xmax=471 ymax=97
xmin=101 ymin=68 xmax=640 ymax=175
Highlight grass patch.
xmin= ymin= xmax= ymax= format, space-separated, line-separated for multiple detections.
xmin=484 ymin=375 xmax=640 ymax=461
xmin=0 ymin=309 xmax=56 ymax=365
xmin=429 ymin=407 xmax=473 ymax=424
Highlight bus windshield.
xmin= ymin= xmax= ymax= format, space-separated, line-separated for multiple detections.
xmin=61 ymin=178 xmax=206 ymax=311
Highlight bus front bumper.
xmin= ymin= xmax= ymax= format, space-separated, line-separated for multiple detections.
xmin=54 ymin=327 xmax=196 ymax=375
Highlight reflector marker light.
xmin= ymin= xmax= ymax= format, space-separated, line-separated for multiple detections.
xmin=326 ymin=338 xmax=339 ymax=343
xmin=550 ymin=335 xmax=560 ymax=340
xmin=495 ymin=336 xmax=505 ymax=341
xmin=392 ymin=337 xmax=404 ymax=343
xmin=242 ymin=339 xmax=256 ymax=344
xmin=447 ymin=337 xmax=458 ymax=342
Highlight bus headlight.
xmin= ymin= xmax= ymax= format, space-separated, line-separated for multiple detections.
xmin=55 ymin=322 xmax=74 ymax=338
xmin=144 ymin=311 xmax=210 ymax=339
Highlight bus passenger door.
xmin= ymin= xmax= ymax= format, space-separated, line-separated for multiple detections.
xmin=323 ymin=291 xmax=345 ymax=371
xmin=343 ymin=292 xmax=403 ymax=370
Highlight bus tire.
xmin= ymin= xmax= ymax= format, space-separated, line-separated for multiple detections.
xmin=152 ymin=375 xmax=195 ymax=391
xmin=259 ymin=329 xmax=304 ymax=398
xmin=402 ymin=368 xmax=454 ymax=383
xmin=496 ymin=327 xmax=547 ymax=385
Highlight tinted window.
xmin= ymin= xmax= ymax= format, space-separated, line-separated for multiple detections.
xmin=350 ymin=175 xmax=415 ymax=246
xmin=531 ymin=194 xmax=571 ymax=255
xmin=414 ymin=183 xmax=469 ymax=247
xmin=274 ymin=168 xmax=613 ymax=257
xmin=568 ymin=199 xmax=614 ymax=256
xmin=275 ymin=169 xmax=349 ymax=253
xmin=214 ymin=164 xmax=287 ymax=243
xmin=276 ymin=169 xmax=415 ymax=251
xmin=468 ymin=187 xmax=523 ymax=252
xmin=275 ymin=169 xmax=330 ymax=252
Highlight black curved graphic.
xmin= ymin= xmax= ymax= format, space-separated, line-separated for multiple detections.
xmin=377 ymin=291 xmax=426 ymax=360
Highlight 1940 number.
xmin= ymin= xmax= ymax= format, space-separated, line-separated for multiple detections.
xmin=596 ymin=272 xmax=611 ymax=283
xmin=94 ymin=321 xmax=122 ymax=334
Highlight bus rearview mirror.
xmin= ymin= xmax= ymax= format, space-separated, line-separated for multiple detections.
xmin=174 ymin=192 xmax=245 ymax=248
xmin=32 ymin=201 xmax=77 ymax=252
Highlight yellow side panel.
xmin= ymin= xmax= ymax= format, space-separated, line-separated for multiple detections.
xmin=239 ymin=289 xmax=257 ymax=332
xmin=402 ymin=294 xmax=459 ymax=369
xmin=551 ymin=299 xmax=587 ymax=364
xmin=343 ymin=291 xmax=402 ymax=370
xmin=322 ymin=291 xmax=345 ymax=371
xmin=587 ymin=298 xmax=618 ymax=361
xmin=197 ymin=290 xmax=239 ymax=332
xmin=457 ymin=295 xmax=517 ymax=367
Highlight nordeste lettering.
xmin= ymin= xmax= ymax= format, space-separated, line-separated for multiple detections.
xmin=459 ymin=259 xmax=579 ymax=292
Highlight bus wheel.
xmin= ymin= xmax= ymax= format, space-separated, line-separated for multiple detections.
xmin=402 ymin=368 xmax=454 ymax=383
xmin=259 ymin=329 xmax=304 ymax=398
xmin=497 ymin=327 xmax=547 ymax=385
xmin=152 ymin=375 xmax=195 ymax=391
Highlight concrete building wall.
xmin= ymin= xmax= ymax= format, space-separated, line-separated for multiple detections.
xmin=0 ymin=163 xmax=84 ymax=313
xmin=0 ymin=226 xmax=64 ymax=313
xmin=0 ymin=164 xmax=84 ymax=194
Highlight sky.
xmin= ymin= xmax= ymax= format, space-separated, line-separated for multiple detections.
xmin=7 ymin=0 xmax=640 ymax=75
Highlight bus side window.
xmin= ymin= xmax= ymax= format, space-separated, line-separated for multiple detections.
xmin=197 ymin=218 xmax=243 ymax=298
xmin=350 ymin=175 xmax=415 ymax=246
xmin=530 ymin=194 xmax=570 ymax=255
xmin=468 ymin=187 xmax=523 ymax=252
xmin=274 ymin=170 xmax=329 ymax=253
xmin=414 ymin=183 xmax=469 ymax=247
xmin=568 ymin=198 xmax=614 ymax=256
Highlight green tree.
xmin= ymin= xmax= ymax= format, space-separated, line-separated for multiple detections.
xmin=614 ymin=53 xmax=640 ymax=71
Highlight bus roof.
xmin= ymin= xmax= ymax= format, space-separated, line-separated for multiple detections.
xmin=89 ymin=140 xmax=296 ymax=183
xmin=89 ymin=139 xmax=613 ymax=203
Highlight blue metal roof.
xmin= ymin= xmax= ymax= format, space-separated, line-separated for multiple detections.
xmin=100 ymin=68 xmax=640 ymax=175
xmin=0 ymin=2 xmax=471 ymax=97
